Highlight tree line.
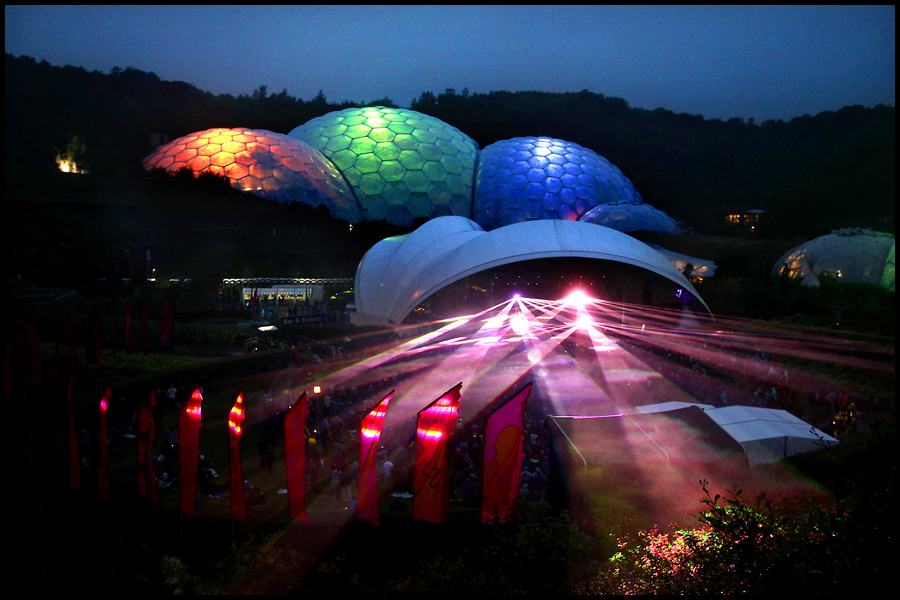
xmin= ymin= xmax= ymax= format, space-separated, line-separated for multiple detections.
xmin=5 ymin=53 xmax=894 ymax=237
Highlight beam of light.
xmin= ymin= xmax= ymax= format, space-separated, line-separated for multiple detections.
xmin=239 ymin=289 xmax=894 ymax=547
xmin=510 ymin=312 xmax=530 ymax=336
xmin=563 ymin=289 xmax=592 ymax=308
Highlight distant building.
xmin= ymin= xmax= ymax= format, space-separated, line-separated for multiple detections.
xmin=698 ymin=205 xmax=766 ymax=234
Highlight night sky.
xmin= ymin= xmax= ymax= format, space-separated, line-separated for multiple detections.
xmin=5 ymin=5 xmax=895 ymax=122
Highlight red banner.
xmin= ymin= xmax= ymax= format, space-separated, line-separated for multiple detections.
xmin=84 ymin=310 xmax=103 ymax=365
xmin=67 ymin=312 xmax=76 ymax=374
xmin=357 ymin=391 xmax=394 ymax=525
xmin=14 ymin=318 xmax=43 ymax=386
xmin=482 ymin=383 xmax=531 ymax=523
xmin=67 ymin=372 xmax=80 ymax=489
xmin=124 ymin=299 xmax=133 ymax=355
xmin=47 ymin=315 xmax=61 ymax=380
xmin=159 ymin=301 xmax=174 ymax=351
xmin=284 ymin=392 xmax=309 ymax=522
xmin=4 ymin=328 xmax=12 ymax=398
xmin=108 ymin=308 xmax=117 ymax=357
xmin=99 ymin=384 xmax=112 ymax=502
xmin=414 ymin=383 xmax=463 ymax=524
xmin=140 ymin=301 xmax=149 ymax=352
xmin=179 ymin=388 xmax=203 ymax=517
xmin=137 ymin=388 xmax=156 ymax=504
xmin=228 ymin=390 xmax=247 ymax=523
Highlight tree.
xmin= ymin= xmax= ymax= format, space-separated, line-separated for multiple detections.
xmin=252 ymin=85 xmax=268 ymax=101
xmin=410 ymin=91 xmax=437 ymax=111
xmin=364 ymin=97 xmax=397 ymax=108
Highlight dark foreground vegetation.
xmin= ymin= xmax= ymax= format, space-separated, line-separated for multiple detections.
xmin=7 ymin=391 xmax=893 ymax=594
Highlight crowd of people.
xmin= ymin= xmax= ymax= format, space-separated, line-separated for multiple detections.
xmin=70 ymin=314 xmax=890 ymax=518
xmin=623 ymin=333 xmax=883 ymax=439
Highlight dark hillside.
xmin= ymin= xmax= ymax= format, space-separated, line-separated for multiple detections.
xmin=6 ymin=53 xmax=894 ymax=238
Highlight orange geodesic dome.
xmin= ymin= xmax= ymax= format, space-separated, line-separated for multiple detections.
xmin=142 ymin=127 xmax=364 ymax=222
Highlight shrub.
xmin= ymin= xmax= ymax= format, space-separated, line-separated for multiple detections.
xmin=583 ymin=474 xmax=889 ymax=595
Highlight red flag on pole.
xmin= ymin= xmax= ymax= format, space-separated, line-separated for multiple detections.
xmin=108 ymin=307 xmax=117 ymax=357
xmin=124 ymin=299 xmax=133 ymax=355
xmin=4 ymin=327 xmax=12 ymax=398
xmin=357 ymin=391 xmax=394 ymax=525
xmin=228 ymin=390 xmax=248 ymax=523
xmin=414 ymin=383 xmax=462 ymax=524
xmin=14 ymin=318 xmax=43 ymax=386
xmin=159 ymin=301 xmax=175 ymax=351
xmin=99 ymin=384 xmax=112 ymax=502
xmin=482 ymin=383 xmax=532 ymax=523
xmin=47 ymin=315 xmax=61 ymax=380
xmin=140 ymin=301 xmax=149 ymax=352
xmin=84 ymin=310 xmax=104 ymax=365
xmin=67 ymin=312 xmax=76 ymax=374
xmin=67 ymin=371 xmax=80 ymax=489
xmin=284 ymin=392 xmax=309 ymax=522
xmin=179 ymin=388 xmax=203 ymax=518
xmin=137 ymin=388 xmax=157 ymax=504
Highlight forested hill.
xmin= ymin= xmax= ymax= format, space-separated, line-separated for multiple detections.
xmin=5 ymin=53 xmax=894 ymax=237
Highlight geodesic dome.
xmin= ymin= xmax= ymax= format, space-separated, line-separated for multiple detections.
xmin=473 ymin=136 xmax=643 ymax=231
xmin=142 ymin=127 xmax=363 ymax=222
xmin=288 ymin=107 xmax=479 ymax=227
xmin=773 ymin=228 xmax=895 ymax=291
xmin=579 ymin=201 xmax=681 ymax=234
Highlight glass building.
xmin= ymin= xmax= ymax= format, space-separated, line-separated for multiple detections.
xmin=473 ymin=136 xmax=643 ymax=231
xmin=289 ymin=107 xmax=479 ymax=227
xmin=142 ymin=127 xmax=363 ymax=222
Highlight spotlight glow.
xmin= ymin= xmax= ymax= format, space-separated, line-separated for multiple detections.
xmin=564 ymin=290 xmax=591 ymax=307
xmin=510 ymin=313 xmax=530 ymax=335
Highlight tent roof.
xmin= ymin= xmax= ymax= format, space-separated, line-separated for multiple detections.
xmin=635 ymin=403 xmax=838 ymax=466
xmin=355 ymin=216 xmax=710 ymax=323
xmin=704 ymin=405 xmax=837 ymax=444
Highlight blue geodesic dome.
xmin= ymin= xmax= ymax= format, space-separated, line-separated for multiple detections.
xmin=473 ymin=136 xmax=643 ymax=231
xmin=579 ymin=202 xmax=681 ymax=234
xmin=288 ymin=107 xmax=479 ymax=227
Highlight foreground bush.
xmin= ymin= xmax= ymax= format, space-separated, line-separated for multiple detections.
xmin=583 ymin=467 xmax=892 ymax=595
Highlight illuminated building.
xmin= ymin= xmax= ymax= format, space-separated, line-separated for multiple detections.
xmin=289 ymin=107 xmax=479 ymax=227
xmin=142 ymin=127 xmax=363 ymax=222
xmin=473 ymin=136 xmax=644 ymax=231
xmin=352 ymin=216 xmax=709 ymax=325
xmin=774 ymin=228 xmax=895 ymax=290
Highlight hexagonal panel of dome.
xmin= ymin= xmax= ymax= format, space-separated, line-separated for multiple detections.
xmin=473 ymin=136 xmax=643 ymax=231
xmin=289 ymin=107 xmax=479 ymax=227
xmin=142 ymin=127 xmax=363 ymax=222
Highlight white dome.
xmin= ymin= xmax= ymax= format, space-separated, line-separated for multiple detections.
xmin=773 ymin=228 xmax=895 ymax=291
xmin=355 ymin=216 xmax=709 ymax=323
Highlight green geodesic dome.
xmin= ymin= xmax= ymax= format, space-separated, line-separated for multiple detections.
xmin=288 ymin=107 xmax=479 ymax=227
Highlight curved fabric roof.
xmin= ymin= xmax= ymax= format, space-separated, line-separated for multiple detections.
xmin=355 ymin=216 xmax=709 ymax=323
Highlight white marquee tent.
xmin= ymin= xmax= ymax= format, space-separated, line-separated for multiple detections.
xmin=636 ymin=402 xmax=838 ymax=467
